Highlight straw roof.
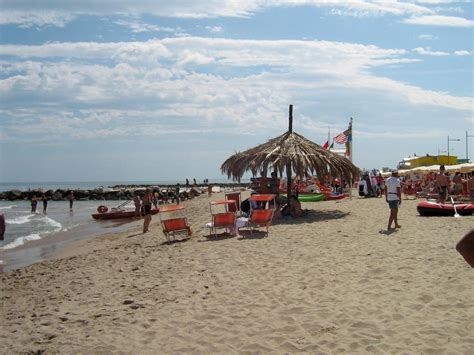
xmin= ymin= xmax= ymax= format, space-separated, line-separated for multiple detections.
xmin=221 ymin=130 xmax=360 ymax=182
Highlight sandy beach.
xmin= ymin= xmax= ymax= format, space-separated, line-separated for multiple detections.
xmin=1 ymin=191 xmax=473 ymax=354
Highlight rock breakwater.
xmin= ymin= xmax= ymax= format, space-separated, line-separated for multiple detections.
xmin=0 ymin=183 xmax=249 ymax=201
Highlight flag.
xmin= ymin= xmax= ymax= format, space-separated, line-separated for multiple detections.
xmin=345 ymin=118 xmax=352 ymax=158
xmin=334 ymin=129 xmax=350 ymax=144
xmin=322 ymin=141 xmax=329 ymax=149
xmin=329 ymin=141 xmax=334 ymax=149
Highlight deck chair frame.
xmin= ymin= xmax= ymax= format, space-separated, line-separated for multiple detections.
xmin=209 ymin=200 xmax=237 ymax=238
xmin=245 ymin=194 xmax=276 ymax=237
xmin=225 ymin=192 xmax=242 ymax=216
xmin=158 ymin=204 xmax=191 ymax=243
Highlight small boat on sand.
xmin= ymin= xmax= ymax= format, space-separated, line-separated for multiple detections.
xmin=323 ymin=193 xmax=348 ymax=201
xmin=92 ymin=201 xmax=159 ymax=220
xmin=282 ymin=193 xmax=325 ymax=202
xmin=417 ymin=201 xmax=474 ymax=217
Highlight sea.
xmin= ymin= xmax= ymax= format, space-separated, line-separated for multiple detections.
xmin=0 ymin=179 xmax=244 ymax=272
xmin=0 ymin=180 xmax=196 ymax=192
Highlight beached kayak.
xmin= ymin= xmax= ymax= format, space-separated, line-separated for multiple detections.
xmin=287 ymin=194 xmax=325 ymax=202
xmin=282 ymin=193 xmax=325 ymax=202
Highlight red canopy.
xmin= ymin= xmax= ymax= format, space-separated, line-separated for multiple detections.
xmin=159 ymin=204 xmax=185 ymax=213
xmin=250 ymin=194 xmax=275 ymax=202
xmin=210 ymin=199 xmax=237 ymax=205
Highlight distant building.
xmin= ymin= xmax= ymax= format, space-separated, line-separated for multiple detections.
xmin=397 ymin=154 xmax=457 ymax=170
xmin=329 ymin=147 xmax=346 ymax=157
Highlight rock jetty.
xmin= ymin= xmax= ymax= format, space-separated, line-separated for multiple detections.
xmin=0 ymin=183 xmax=250 ymax=201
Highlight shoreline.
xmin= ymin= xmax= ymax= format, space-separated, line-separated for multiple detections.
xmin=1 ymin=192 xmax=473 ymax=353
xmin=0 ymin=214 xmax=143 ymax=272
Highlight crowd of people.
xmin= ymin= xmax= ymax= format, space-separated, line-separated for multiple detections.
xmin=399 ymin=169 xmax=473 ymax=202
xmin=357 ymin=165 xmax=474 ymax=231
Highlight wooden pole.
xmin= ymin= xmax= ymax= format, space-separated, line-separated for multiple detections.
xmin=286 ymin=105 xmax=293 ymax=211
xmin=349 ymin=117 xmax=353 ymax=200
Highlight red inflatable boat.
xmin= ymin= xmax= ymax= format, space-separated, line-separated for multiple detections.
xmin=417 ymin=201 xmax=474 ymax=216
xmin=323 ymin=193 xmax=348 ymax=201
xmin=92 ymin=206 xmax=159 ymax=220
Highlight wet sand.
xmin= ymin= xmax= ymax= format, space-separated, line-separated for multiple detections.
xmin=1 ymin=191 xmax=473 ymax=354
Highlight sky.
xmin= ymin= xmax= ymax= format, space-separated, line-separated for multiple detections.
xmin=0 ymin=0 xmax=473 ymax=183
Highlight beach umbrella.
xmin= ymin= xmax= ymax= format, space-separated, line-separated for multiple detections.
xmin=221 ymin=105 xmax=360 ymax=209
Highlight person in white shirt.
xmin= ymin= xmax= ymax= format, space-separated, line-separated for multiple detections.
xmin=358 ymin=178 xmax=368 ymax=197
xmin=384 ymin=169 xmax=402 ymax=230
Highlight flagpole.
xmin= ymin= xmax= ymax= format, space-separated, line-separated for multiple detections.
xmin=349 ymin=117 xmax=353 ymax=163
xmin=349 ymin=117 xmax=353 ymax=199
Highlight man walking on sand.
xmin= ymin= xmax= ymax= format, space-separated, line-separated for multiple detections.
xmin=385 ymin=169 xmax=402 ymax=230
xmin=436 ymin=165 xmax=450 ymax=203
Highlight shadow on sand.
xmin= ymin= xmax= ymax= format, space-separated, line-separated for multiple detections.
xmin=199 ymin=232 xmax=236 ymax=242
xmin=274 ymin=209 xmax=350 ymax=225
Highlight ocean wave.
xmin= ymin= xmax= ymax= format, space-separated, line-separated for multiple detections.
xmin=0 ymin=205 xmax=17 ymax=210
xmin=0 ymin=234 xmax=41 ymax=250
xmin=5 ymin=214 xmax=34 ymax=225
xmin=43 ymin=216 xmax=62 ymax=231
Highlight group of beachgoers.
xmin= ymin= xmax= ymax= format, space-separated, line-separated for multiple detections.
xmin=357 ymin=170 xmax=385 ymax=198
xmin=367 ymin=165 xmax=474 ymax=231
xmin=249 ymin=172 xmax=310 ymax=218
xmin=400 ymin=169 xmax=473 ymax=202
xmin=133 ymin=185 xmax=204 ymax=233
xmin=29 ymin=191 xmax=75 ymax=214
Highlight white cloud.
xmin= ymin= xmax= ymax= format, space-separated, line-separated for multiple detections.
xmin=0 ymin=10 xmax=75 ymax=27
xmin=404 ymin=15 xmax=474 ymax=27
xmin=418 ymin=34 xmax=438 ymax=40
xmin=0 ymin=0 xmax=436 ymax=27
xmin=412 ymin=46 xmax=450 ymax=56
xmin=114 ymin=20 xmax=178 ymax=33
xmin=206 ymin=25 xmax=223 ymax=33
xmin=0 ymin=36 xmax=471 ymax=145
xmin=454 ymin=50 xmax=472 ymax=56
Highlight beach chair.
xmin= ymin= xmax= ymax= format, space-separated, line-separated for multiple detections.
xmin=225 ymin=192 xmax=242 ymax=216
xmin=158 ymin=204 xmax=191 ymax=243
xmin=403 ymin=183 xmax=417 ymax=200
xmin=208 ymin=200 xmax=237 ymax=238
xmin=245 ymin=194 xmax=276 ymax=237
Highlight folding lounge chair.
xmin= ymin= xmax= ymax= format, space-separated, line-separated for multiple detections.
xmin=209 ymin=200 xmax=237 ymax=238
xmin=225 ymin=192 xmax=242 ymax=216
xmin=246 ymin=194 xmax=276 ymax=237
xmin=158 ymin=204 xmax=191 ymax=243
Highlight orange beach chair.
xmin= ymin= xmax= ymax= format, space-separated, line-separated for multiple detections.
xmin=209 ymin=200 xmax=237 ymax=238
xmin=158 ymin=204 xmax=191 ymax=243
xmin=225 ymin=192 xmax=242 ymax=216
xmin=245 ymin=194 xmax=276 ymax=237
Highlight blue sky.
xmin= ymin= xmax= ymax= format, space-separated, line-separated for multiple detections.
xmin=0 ymin=0 xmax=473 ymax=182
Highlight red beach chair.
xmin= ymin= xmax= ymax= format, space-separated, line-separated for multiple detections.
xmin=209 ymin=200 xmax=237 ymax=238
xmin=158 ymin=204 xmax=191 ymax=243
xmin=246 ymin=194 xmax=276 ymax=237
xmin=225 ymin=192 xmax=242 ymax=215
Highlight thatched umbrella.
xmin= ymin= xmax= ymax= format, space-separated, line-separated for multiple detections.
xmin=221 ymin=105 xmax=360 ymax=208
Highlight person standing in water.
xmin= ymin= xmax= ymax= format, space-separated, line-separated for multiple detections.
xmin=42 ymin=194 xmax=49 ymax=214
xmin=30 ymin=195 xmax=38 ymax=214
xmin=0 ymin=213 xmax=5 ymax=241
xmin=66 ymin=191 xmax=74 ymax=211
